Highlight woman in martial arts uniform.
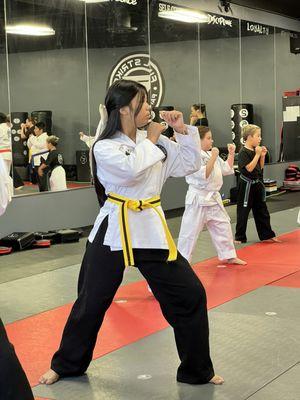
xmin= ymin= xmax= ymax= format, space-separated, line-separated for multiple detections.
xmin=178 ymin=126 xmax=246 ymax=265
xmin=27 ymin=122 xmax=49 ymax=192
xmin=0 ymin=157 xmax=34 ymax=400
xmin=235 ymin=125 xmax=279 ymax=243
xmin=38 ymin=136 xmax=67 ymax=192
xmin=40 ymin=80 xmax=223 ymax=386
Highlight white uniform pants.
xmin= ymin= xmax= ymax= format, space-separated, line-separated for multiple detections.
xmin=178 ymin=203 xmax=236 ymax=262
xmin=49 ymin=166 xmax=67 ymax=192
xmin=3 ymin=159 xmax=11 ymax=174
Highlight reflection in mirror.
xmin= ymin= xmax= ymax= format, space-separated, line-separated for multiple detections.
xmin=149 ymin=0 xmax=202 ymax=134
xmin=275 ymin=27 xmax=300 ymax=162
xmin=0 ymin=3 xmax=12 ymax=190
xmin=86 ymin=0 xmax=150 ymax=153
xmin=4 ymin=0 xmax=90 ymax=196
xmin=198 ymin=10 xmax=240 ymax=155
xmin=241 ymin=20 xmax=275 ymax=162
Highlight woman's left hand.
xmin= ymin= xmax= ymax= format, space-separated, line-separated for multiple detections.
xmin=160 ymin=111 xmax=187 ymax=134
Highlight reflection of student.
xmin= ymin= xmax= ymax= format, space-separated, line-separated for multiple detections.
xmin=20 ymin=117 xmax=35 ymax=140
xmin=178 ymin=126 xmax=246 ymax=265
xmin=235 ymin=125 xmax=279 ymax=243
xmin=79 ymin=103 xmax=107 ymax=149
xmin=0 ymin=156 xmax=13 ymax=215
xmin=0 ymin=157 xmax=34 ymax=400
xmin=40 ymin=80 xmax=223 ymax=386
xmin=79 ymin=132 xmax=94 ymax=148
xmin=190 ymin=104 xmax=209 ymax=127
xmin=27 ymin=122 xmax=49 ymax=192
xmin=0 ymin=112 xmax=12 ymax=174
xmin=0 ymin=113 xmax=24 ymax=190
xmin=38 ymin=136 xmax=67 ymax=192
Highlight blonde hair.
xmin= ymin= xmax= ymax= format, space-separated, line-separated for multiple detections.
xmin=47 ymin=135 xmax=59 ymax=146
xmin=242 ymin=124 xmax=260 ymax=142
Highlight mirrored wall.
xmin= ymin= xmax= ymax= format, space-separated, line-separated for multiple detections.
xmin=1 ymin=0 xmax=300 ymax=197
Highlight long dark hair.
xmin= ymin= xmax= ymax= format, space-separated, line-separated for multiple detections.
xmin=92 ymin=79 xmax=147 ymax=206
xmin=193 ymin=103 xmax=207 ymax=117
xmin=0 ymin=113 xmax=9 ymax=124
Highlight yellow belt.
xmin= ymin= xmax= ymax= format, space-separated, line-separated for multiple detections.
xmin=107 ymin=192 xmax=177 ymax=267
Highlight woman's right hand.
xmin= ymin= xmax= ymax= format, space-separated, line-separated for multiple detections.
xmin=147 ymin=122 xmax=166 ymax=144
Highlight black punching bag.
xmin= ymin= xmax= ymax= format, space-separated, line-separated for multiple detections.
xmin=76 ymin=150 xmax=91 ymax=182
xmin=231 ymin=104 xmax=253 ymax=151
xmin=152 ymin=106 xmax=174 ymax=138
xmin=31 ymin=110 xmax=52 ymax=134
xmin=11 ymin=112 xmax=28 ymax=166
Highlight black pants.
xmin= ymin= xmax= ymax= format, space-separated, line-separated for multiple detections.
xmin=34 ymin=166 xmax=48 ymax=192
xmin=51 ymin=217 xmax=214 ymax=384
xmin=235 ymin=180 xmax=275 ymax=242
xmin=12 ymin=167 xmax=24 ymax=188
xmin=0 ymin=319 xmax=34 ymax=400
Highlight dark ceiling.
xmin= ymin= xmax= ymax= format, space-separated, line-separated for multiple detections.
xmin=231 ymin=0 xmax=300 ymax=20
xmin=0 ymin=0 xmax=299 ymax=54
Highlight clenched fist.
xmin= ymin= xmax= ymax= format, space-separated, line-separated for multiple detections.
xmin=227 ymin=143 xmax=236 ymax=155
xmin=160 ymin=110 xmax=186 ymax=134
xmin=211 ymin=147 xmax=219 ymax=158
xmin=255 ymin=146 xmax=263 ymax=155
xmin=147 ymin=122 xmax=167 ymax=144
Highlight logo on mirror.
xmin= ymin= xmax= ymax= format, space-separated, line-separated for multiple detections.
xmin=207 ymin=14 xmax=233 ymax=27
xmin=108 ymin=52 xmax=164 ymax=108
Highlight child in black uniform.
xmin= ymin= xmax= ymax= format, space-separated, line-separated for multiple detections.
xmin=235 ymin=124 xmax=280 ymax=243
xmin=40 ymin=80 xmax=223 ymax=386
xmin=38 ymin=136 xmax=67 ymax=192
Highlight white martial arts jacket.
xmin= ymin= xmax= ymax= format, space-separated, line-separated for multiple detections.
xmin=88 ymin=126 xmax=201 ymax=250
xmin=185 ymin=150 xmax=234 ymax=207
xmin=0 ymin=156 xmax=13 ymax=216
xmin=0 ymin=123 xmax=12 ymax=161
xmin=27 ymin=132 xmax=49 ymax=166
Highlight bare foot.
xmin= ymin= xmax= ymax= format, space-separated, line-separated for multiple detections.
xmin=263 ymin=237 xmax=282 ymax=243
xmin=39 ymin=369 xmax=59 ymax=385
xmin=209 ymin=374 xmax=224 ymax=385
xmin=271 ymin=237 xmax=282 ymax=243
xmin=234 ymin=240 xmax=242 ymax=244
xmin=227 ymin=258 xmax=247 ymax=265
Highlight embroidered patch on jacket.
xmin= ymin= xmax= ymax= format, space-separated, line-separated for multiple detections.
xmin=58 ymin=154 xmax=64 ymax=164
xmin=119 ymin=144 xmax=134 ymax=156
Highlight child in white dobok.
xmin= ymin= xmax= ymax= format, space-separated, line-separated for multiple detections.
xmin=178 ymin=126 xmax=246 ymax=265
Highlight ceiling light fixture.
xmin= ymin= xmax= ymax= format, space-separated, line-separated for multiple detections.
xmin=78 ymin=0 xmax=109 ymax=3
xmin=158 ymin=9 xmax=208 ymax=24
xmin=5 ymin=24 xmax=55 ymax=36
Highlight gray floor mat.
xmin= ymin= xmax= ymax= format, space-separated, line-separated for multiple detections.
xmin=33 ymin=287 xmax=300 ymax=400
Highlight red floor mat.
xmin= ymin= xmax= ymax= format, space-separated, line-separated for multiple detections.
xmin=5 ymin=230 xmax=300 ymax=387
xmin=268 ymin=270 xmax=300 ymax=288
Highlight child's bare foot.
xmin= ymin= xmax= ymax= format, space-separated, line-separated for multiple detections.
xmin=263 ymin=237 xmax=282 ymax=243
xmin=39 ymin=369 xmax=59 ymax=385
xmin=227 ymin=257 xmax=247 ymax=265
xmin=209 ymin=375 xmax=224 ymax=385
xmin=234 ymin=240 xmax=242 ymax=244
